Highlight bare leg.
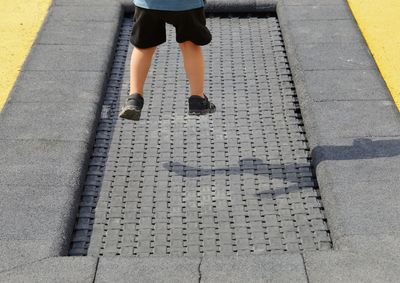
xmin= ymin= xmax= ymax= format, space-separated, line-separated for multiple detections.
xmin=130 ymin=46 xmax=157 ymax=96
xmin=179 ymin=41 xmax=205 ymax=97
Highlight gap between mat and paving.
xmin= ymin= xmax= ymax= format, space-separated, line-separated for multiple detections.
xmin=1 ymin=0 xmax=400 ymax=282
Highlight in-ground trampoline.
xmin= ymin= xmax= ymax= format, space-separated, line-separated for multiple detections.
xmin=69 ymin=12 xmax=332 ymax=257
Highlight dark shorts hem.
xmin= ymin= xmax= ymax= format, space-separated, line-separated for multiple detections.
xmin=176 ymin=37 xmax=212 ymax=46
xmin=130 ymin=38 xmax=166 ymax=49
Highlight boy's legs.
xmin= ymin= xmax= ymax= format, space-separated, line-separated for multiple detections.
xmin=129 ymin=46 xmax=157 ymax=96
xmin=130 ymin=41 xmax=206 ymax=98
xmin=121 ymin=40 xmax=214 ymax=120
xmin=179 ymin=41 xmax=205 ymax=97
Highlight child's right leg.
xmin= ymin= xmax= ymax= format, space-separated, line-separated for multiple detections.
xmin=129 ymin=46 xmax=157 ymax=96
xmin=119 ymin=46 xmax=157 ymax=121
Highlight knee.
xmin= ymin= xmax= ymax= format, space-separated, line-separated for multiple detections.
xmin=135 ymin=46 xmax=157 ymax=54
xmin=179 ymin=41 xmax=200 ymax=50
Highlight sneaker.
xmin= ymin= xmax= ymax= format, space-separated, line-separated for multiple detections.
xmin=188 ymin=94 xmax=216 ymax=115
xmin=118 ymin=93 xmax=144 ymax=121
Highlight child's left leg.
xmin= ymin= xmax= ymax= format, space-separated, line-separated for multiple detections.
xmin=179 ymin=40 xmax=215 ymax=115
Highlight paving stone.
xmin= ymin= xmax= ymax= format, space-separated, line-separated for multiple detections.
xmin=54 ymin=0 xmax=122 ymax=7
xmin=307 ymin=100 xmax=400 ymax=139
xmin=316 ymin=180 xmax=400 ymax=241
xmin=23 ymin=44 xmax=113 ymax=71
xmin=0 ymin=184 xmax=81 ymax=252
xmin=304 ymin=251 xmax=400 ymax=283
xmin=54 ymin=0 xmax=126 ymax=6
xmin=0 ymin=240 xmax=55 ymax=273
xmin=302 ymin=69 xmax=390 ymax=101
xmin=0 ymin=102 xmax=98 ymax=142
xmin=8 ymin=71 xmax=106 ymax=104
xmin=283 ymin=4 xmax=352 ymax=20
xmin=0 ymin=257 xmax=97 ymax=283
xmin=0 ymin=139 xmax=90 ymax=188
xmin=334 ymin=234 xmax=400 ymax=263
xmin=48 ymin=5 xmax=121 ymax=22
xmin=96 ymin=257 xmax=200 ymax=283
xmin=312 ymin=137 xmax=400 ymax=183
xmin=286 ymin=20 xmax=363 ymax=44
xmin=282 ymin=0 xmax=346 ymax=5
xmin=201 ymin=254 xmax=308 ymax=283
xmin=295 ymin=42 xmax=376 ymax=71
xmin=37 ymin=18 xmax=120 ymax=46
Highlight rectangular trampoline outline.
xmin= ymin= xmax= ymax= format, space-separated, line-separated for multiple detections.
xmin=68 ymin=12 xmax=332 ymax=257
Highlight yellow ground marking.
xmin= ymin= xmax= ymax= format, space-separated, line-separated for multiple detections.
xmin=0 ymin=0 xmax=52 ymax=111
xmin=347 ymin=0 xmax=400 ymax=111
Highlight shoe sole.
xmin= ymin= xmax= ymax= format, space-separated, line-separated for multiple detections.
xmin=188 ymin=107 xmax=216 ymax=115
xmin=119 ymin=108 xmax=141 ymax=121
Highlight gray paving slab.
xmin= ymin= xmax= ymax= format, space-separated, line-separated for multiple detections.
xmin=0 ymin=102 xmax=99 ymax=142
xmin=334 ymin=234 xmax=400 ymax=263
xmin=95 ymin=257 xmax=200 ymax=283
xmin=294 ymin=42 xmax=376 ymax=71
xmin=201 ymin=254 xmax=308 ymax=283
xmin=54 ymin=0 xmax=125 ymax=6
xmin=0 ymin=139 xmax=90 ymax=188
xmin=49 ymin=5 xmax=121 ymax=23
xmin=304 ymin=251 xmax=400 ymax=283
xmin=318 ymin=180 xmax=400 ymax=241
xmin=283 ymin=5 xmax=352 ymax=21
xmin=0 ymin=240 xmax=55 ymax=273
xmin=0 ymin=185 xmax=78 ymax=243
xmin=302 ymin=69 xmax=390 ymax=101
xmin=282 ymin=0 xmax=346 ymax=5
xmin=313 ymin=137 xmax=400 ymax=184
xmin=37 ymin=18 xmax=120 ymax=46
xmin=52 ymin=0 xmax=134 ymax=13
xmin=0 ymin=257 xmax=97 ymax=283
xmin=8 ymin=71 xmax=107 ymax=104
xmin=23 ymin=44 xmax=113 ymax=71
xmin=305 ymin=100 xmax=400 ymax=138
xmin=286 ymin=20 xmax=363 ymax=44
xmin=312 ymin=135 xmax=400 ymax=165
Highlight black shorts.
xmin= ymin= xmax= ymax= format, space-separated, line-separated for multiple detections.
xmin=130 ymin=6 xmax=212 ymax=48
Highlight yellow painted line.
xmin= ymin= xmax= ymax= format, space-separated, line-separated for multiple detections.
xmin=347 ymin=0 xmax=400 ymax=111
xmin=0 ymin=0 xmax=52 ymax=111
